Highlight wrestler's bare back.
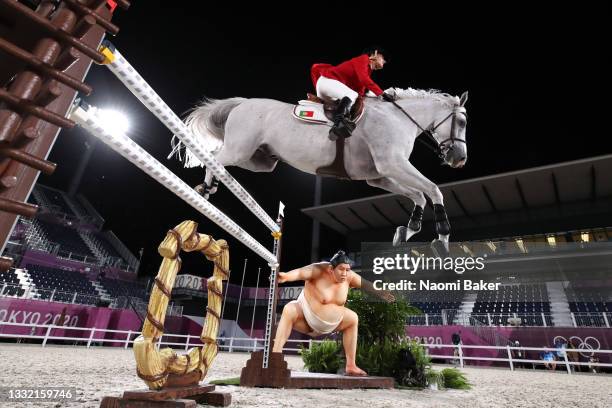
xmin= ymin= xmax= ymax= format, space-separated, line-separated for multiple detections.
xmin=302 ymin=264 xmax=355 ymax=323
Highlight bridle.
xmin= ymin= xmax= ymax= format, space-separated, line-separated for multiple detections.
xmin=389 ymin=99 xmax=467 ymax=162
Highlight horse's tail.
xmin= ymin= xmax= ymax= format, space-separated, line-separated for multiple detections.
xmin=170 ymin=97 xmax=247 ymax=168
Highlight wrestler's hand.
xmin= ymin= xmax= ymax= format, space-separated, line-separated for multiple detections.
xmin=277 ymin=272 xmax=288 ymax=284
xmin=380 ymin=290 xmax=396 ymax=303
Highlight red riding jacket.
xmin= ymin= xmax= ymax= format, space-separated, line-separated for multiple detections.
xmin=311 ymin=54 xmax=384 ymax=97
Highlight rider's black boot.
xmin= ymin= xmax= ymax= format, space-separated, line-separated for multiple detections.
xmin=329 ymin=97 xmax=355 ymax=141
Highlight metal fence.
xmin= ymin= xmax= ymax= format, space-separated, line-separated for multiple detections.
xmin=407 ymin=311 xmax=611 ymax=328
xmin=420 ymin=343 xmax=612 ymax=374
xmin=0 ymin=321 xmax=323 ymax=353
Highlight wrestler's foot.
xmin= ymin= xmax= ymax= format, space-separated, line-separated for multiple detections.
xmin=345 ymin=364 xmax=367 ymax=376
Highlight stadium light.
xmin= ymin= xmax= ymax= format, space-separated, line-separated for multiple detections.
xmin=93 ymin=107 xmax=130 ymax=135
xmin=461 ymin=244 xmax=474 ymax=257
xmin=515 ymin=238 xmax=527 ymax=253
xmin=547 ymin=235 xmax=557 ymax=247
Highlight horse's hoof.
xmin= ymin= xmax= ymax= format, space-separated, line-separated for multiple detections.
xmin=431 ymin=238 xmax=450 ymax=258
xmin=194 ymin=184 xmax=211 ymax=200
xmin=393 ymin=226 xmax=407 ymax=246
xmin=405 ymin=227 xmax=421 ymax=241
xmin=194 ymin=184 xmax=206 ymax=195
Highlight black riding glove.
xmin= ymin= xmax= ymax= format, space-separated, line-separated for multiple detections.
xmin=381 ymin=92 xmax=395 ymax=102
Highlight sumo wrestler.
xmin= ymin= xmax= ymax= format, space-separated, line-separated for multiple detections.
xmin=272 ymin=251 xmax=395 ymax=376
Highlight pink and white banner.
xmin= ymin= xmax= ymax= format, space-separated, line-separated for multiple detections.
xmin=0 ymin=298 xmax=202 ymax=345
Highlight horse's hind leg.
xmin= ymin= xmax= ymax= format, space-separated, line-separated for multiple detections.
xmin=367 ymin=178 xmax=425 ymax=246
xmin=195 ymin=130 xmax=263 ymax=198
xmin=195 ymin=168 xmax=218 ymax=200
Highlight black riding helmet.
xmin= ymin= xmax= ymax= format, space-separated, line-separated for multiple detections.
xmin=329 ymin=250 xmax=354 ymax=268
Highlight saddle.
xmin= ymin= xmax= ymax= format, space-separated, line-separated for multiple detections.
xmin=292 ymin=95 xmax=366 ymax=180
xmin=306 ymin=93 xmax=365 ymax=122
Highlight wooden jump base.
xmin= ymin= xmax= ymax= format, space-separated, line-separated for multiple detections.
xmin=100 ymin=384 xmax=231 ymax=407
xmin=240 ymin=351 xmax=394 ymax=389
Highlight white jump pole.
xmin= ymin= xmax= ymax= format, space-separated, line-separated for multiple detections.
xmin=70 ymin=103 xmax=278 ymax=266
xmin=97 ymin=42 xmax=280 ymax=235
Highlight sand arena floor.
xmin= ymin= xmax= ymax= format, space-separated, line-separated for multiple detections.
xmin=0 ymin=343 xmax=610 ymax=407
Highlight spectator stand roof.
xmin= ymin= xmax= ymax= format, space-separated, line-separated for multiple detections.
xmin=302 ymin=154 xmax=612 ymax=242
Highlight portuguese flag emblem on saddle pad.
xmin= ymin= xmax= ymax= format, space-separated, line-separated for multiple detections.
xmin=292 ymin=101 xmax=334 ymax=125
xmin=299 ymin=110 xmax=314 ymax=117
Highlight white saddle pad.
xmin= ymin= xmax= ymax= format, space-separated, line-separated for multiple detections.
xmin=292 ymin=100 xmax=365 ymax=125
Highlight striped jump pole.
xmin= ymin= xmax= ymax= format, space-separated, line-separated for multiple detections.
xmin=69 ymin=102 xmax=278 ymax=266
xmin=97 ymin=41 xmax=280 ymax=236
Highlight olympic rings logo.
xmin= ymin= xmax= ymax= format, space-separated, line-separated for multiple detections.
xmin=553 ymin=335 xmax=601 ymax=358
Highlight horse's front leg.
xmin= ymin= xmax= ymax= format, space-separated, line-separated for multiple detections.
xmin=379 ymin=160 xmax=451 ymax=253
xmin=366 ymin=177 xmax=426 ymax=245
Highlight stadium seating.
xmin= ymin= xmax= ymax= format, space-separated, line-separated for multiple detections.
xmin=37 ymin=186 xmax=76 ymax=216
xmin=472 ymin=284 xmax=552 ymax=326
xmin=0 ymin=269 xmax=25 ymax=297
xmin=565 ymin=286 xmax=611 ymax=326
xmin=26 ymin=265 xmax=98 ymax=304
xmin=99 ymin=277 xmax=147 ymax=300
xmin=92 ymin=232 xmax=125 ymax=260
xmin=407 ymin=291 xmax=464 ymax=325
xmin=37 ymin=220 xmax=95 ymax=258
xmin=67 ymin=196 xmax=89 ymax=216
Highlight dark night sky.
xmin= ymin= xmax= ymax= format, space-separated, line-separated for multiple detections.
xmin=38 ymin=4 xmax=609 ymax=287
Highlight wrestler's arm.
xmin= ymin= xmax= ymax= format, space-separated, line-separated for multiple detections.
xmin=349 ymin=271 xmax=395 ymax=303
xmin=278 ymin=263 xmax=324 ymax=283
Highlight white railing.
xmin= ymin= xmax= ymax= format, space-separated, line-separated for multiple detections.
xmin=0 ymin=321 xmax=325 ymax=353
xmin=408 ymin=312 xmax=611 ymax=328
xmin=419 ymin=343 xmax=612 ymax=374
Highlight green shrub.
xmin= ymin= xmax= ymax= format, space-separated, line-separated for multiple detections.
xmin=355 ymin=340 xmax=401 ymax=377
xmin=300 ymin=340 xmax=344 ymax=374
xmin=347 ymin=290 xmax=420 ymax=344
xmin=425 ymin=368 xmax=444 ymax=389
xmin=441 ymin=368 xmax=471 ymax=389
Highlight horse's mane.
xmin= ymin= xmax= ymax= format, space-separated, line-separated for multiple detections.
xmin=387 ymin=87 xmax=459 ymax=108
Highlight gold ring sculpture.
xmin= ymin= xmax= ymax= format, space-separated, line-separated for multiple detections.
xmin=132 ymin=220 xmax=229 ymax=390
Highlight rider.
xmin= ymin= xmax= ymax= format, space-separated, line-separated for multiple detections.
xmin=311 ymin=47 xmax=395 ymax=140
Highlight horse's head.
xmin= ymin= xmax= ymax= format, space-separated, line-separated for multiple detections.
xmin=434 ymin=91 xmax=468 ymax=168
xmin=388 ymin=88 xmax=469 ymax=168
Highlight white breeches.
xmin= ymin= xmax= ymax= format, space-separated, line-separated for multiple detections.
xmin=315 ymin=76 xmax=358 ymax=107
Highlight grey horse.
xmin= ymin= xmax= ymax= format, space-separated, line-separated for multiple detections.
xmin=175 ymin=88 xmax=468 ymax=248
